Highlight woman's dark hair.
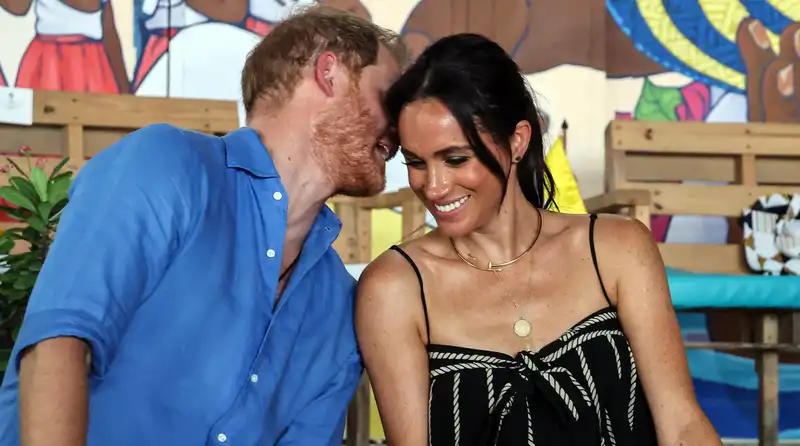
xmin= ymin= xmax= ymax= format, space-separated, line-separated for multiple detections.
xmin=385 ymin=33 xmax=557 ymax=211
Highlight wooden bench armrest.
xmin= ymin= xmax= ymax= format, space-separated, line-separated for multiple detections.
xmin=584 ymin=189 xmax=652 ymax=214
xmin=328 ymin=188 xmax=417 ymax=209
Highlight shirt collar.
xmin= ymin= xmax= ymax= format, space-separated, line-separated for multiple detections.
xmin=223 ymin=127 xmax=279 ymax=179
xmin=224 ymin=127 xmax=343 ymax=236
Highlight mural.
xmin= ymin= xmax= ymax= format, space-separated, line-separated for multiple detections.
xmin=1 ymin=0 xmax=800 ymax=440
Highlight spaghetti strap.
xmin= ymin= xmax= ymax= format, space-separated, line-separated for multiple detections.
xmin=588 ymin=214 xmax=613 ymax=307
xmin=389 ymin=245 xmax=431 ymax=344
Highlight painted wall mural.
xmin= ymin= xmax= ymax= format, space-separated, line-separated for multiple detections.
xmin=1 ymin=0 xmax=800 ymax=440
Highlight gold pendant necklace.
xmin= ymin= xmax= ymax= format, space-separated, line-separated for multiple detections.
xmin=451 ymin=208 xmax=542 ymax=339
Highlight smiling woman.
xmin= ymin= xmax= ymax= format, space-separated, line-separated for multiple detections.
xmin=355 ymin=33 xmax=722 ymax=446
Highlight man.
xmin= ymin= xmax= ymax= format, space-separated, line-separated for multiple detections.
xmin=0 ymin=5 xmax=406 ymax=445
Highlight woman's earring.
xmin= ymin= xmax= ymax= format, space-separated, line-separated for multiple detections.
xmin=513 ymin=156 xmax=522 ymax=163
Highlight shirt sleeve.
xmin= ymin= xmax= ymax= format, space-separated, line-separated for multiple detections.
xmin=277 ymin=350 xmax=364 ymax=446
xmin=11 ymin=124 xmax=205 ymax=377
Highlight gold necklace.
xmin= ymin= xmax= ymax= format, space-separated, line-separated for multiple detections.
xmin=450 ymin=207 xmax=542 ymax=339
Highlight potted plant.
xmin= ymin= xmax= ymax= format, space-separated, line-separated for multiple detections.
xmin=0 ymin=146 xmax=73 ymax=372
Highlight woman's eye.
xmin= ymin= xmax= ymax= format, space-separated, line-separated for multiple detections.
xmin=446 ymin=157 xmax=469 ymax=166
xmin=402 ymin=159 xmax=425 ymax=169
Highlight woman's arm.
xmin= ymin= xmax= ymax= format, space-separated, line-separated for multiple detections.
xmin=0 ymin=0 xmax=33 ymax=16
xmin=101 ymin=1 xmax=131 ymax=94
xmin=600 ymin=216 xmax=722 ymax=446
xmin=355 ymin=249 xmax=430 ymax=446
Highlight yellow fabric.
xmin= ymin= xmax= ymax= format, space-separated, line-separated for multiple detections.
xmin=545 ymin=136 xmax=586 ymax=214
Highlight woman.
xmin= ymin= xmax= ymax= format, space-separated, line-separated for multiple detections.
xmin=355 ymin=34 xmax=721 ymax=445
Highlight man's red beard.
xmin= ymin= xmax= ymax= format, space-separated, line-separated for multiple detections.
xmin=310 ymin=86 xmax=386 ymax=197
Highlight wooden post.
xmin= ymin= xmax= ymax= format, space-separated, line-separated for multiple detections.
xmin=757 ymin=313 xmax=780 ymax=446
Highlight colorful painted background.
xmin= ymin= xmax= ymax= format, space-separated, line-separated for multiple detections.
xmin=1 ymin=0 xmax=800 ymax=440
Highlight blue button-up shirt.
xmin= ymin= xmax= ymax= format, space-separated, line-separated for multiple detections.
xmin=0 ymin=125 xmax=363 ymax=445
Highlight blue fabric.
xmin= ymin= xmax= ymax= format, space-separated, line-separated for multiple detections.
xmin=667 ymin=267 xmax=800 ymax=310
xmin=0 ymin=125 xmax=362 ymax=446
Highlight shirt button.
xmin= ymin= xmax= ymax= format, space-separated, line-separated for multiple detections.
xmin=217 ymin=433 xmax=227 ymax=443
xmin=266 ymin=249 xmax=276 ymax=258
xmin=250 ymin=373 xmax=259 ymax=383
xmin=273 ymin=191 xmax=283 ymax=200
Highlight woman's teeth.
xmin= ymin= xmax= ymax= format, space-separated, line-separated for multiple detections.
xmin=434 ymin=196 xmax=468 ymax=213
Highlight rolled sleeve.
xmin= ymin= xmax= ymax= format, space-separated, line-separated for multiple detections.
xmin=12 ymin=124 xmax=205 ymax=377
xmin=278 ymin=350 xmax=364 ymax=446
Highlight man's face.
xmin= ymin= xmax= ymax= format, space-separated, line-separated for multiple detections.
xmin=310 ymin=45 xmax=401 ymax=197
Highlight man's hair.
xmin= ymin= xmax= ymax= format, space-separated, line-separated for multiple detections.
xmin=241 ymin=4 xmax=408 ymax=116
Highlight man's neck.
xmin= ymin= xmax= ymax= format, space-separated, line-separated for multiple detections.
xmin=249 ymin=114 xmax=334 ymax=246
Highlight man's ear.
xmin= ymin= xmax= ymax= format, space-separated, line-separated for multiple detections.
xmin=314 ymin=51 xmax=339 ymax=97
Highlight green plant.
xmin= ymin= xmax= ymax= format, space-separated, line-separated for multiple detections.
xmin=0 ymin=147 xmax=73 ymax=366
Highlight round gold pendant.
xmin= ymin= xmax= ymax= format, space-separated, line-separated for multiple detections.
xmin=513 ymin=318 xmax=532 ymax=338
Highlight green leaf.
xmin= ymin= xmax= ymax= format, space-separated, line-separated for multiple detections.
xmin=49 ymin=207 xmax=65 ymax=222
xmin=30 ymin=167 xmax=48 ymax=203
xmin=5 ymin=158 xmax=29 ymax=180
xmin=1 ymin=229 xmax=27 ymax=241
xmin=49 ymin=157 xmax=70 ymax=181
xmin=27 ymin=259 xmax=42 ymax=272
xmin=8 ymin=177 xmax=38 ymax=202
xmin=37 ymin=202 xmax=54 ymax=221
xmin=0 ymin=204 xmax=30 ymax=221
xmin=25 ymin=215 xmax=46 ymax=233
xmin=0 ymin=187 xmax=36 ymax=212
xmin=50 ymin=171 xmax=73 ymax=183
xmin=0 ymin=236 xmax=13 ymax=254
xmin=21 ymin=227 xmax=39 ymax=240
xmin=48 ymin=175 xmax=72 ymax=205
xmin=633 ymin=78 xmax=683 ymax=122
xmin=12 ymin=274 xmax=37 ymax=290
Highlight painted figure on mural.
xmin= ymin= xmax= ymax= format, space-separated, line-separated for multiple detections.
xmin=131 ymin=0 xmax=214 ymax=92
xmin=400 ymin=0 xmax=614 ymax=76
xmin=0 ymin=0 xmax=128 ymax=93
xmin=739 ymin=19 xmax=800 ymax=123
xmin=133 ymin=0 xmax=370 ymax=98
xmin=242 ymin=0 xmax=368 ymax=37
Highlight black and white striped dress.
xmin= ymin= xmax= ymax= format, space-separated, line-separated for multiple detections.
xmin=389 ymin=215 xmax=658 ymax=445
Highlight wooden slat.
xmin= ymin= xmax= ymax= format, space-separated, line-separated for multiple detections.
xmin=627 ymin=183 xmax=800 ymax=217
xmin=622 ymin=154 xmax=800 ymax=185
xmin=329 ymin=188 xmax=417 ymax=209
xmin=583 ymin=189 xmax=651 ymax=214
xmin=658 ymin=243 xmax=752 ymax=274
xmin=658 ymin=244 xmax=749 ymax=275
xmin=608 ymin=120 xmax=800 ymax=155
xmin=33 ymin=90 xmax=239 ymax=133
xmin=64 ymin=124 xmax=85 ymax=171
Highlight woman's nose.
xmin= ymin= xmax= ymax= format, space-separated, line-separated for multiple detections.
xmin=424 ymin=166 xmax=451 ymax=201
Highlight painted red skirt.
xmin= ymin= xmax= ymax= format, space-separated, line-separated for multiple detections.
xmin=15 ymin=34 xmax=120 ymax=93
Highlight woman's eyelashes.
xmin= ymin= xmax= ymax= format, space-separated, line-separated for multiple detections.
xmin=402 ymin=156 xmax=471 ymax=169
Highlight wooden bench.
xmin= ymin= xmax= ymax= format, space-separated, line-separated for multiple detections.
xmin=586 ymin=120 xmax=800 ymax=446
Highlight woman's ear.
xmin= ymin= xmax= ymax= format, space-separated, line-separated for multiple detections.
xmin=510 ymin=120 xmax=532 ymax=162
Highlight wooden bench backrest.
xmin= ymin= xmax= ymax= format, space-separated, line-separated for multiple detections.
xmin=605 ymin=120 xmax=800 ymax=274
xmin=0 ymin=90 xmax=239 ymax=172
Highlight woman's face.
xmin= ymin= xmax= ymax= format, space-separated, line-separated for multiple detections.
xmin=397 ymin=99 xmax=509 ymax=237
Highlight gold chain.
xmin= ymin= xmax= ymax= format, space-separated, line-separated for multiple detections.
xmin=449 ymin=207 xmax=543 ymax=339
xmin=450 ymin=207 xmax=542 ymax=272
